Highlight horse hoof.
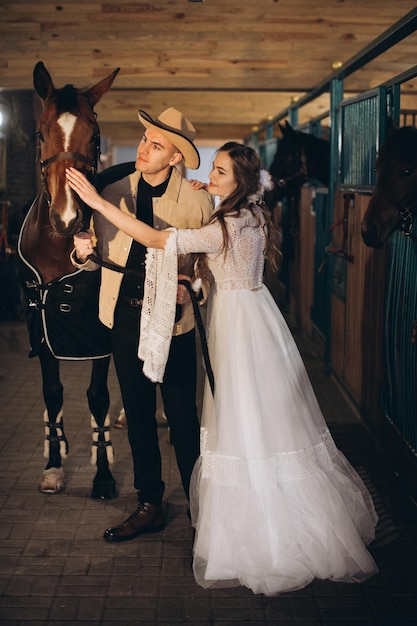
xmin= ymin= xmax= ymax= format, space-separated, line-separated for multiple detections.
xmin=38 ymin=467 xmax=66 ymax=494
xmin=91 ymin=481 xmax=118 ymax=500
xmin=114 ymin=409 xmax=127 ymax=430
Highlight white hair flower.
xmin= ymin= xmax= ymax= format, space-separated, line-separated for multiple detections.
xmin=248 ymin=169 xmax=274 ymax=205
xmin=259 ymin=169 xmax=274 ymax=193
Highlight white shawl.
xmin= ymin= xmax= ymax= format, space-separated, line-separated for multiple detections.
xmin=138 ymin=229 xmax=178 ymax=383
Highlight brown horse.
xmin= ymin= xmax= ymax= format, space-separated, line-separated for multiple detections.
xmin=362 ymin=122 xmax=417 ymax=248
xmin=17 ymin=62 xmax=119 ymax=498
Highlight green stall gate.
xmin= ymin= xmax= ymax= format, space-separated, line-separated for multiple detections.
xmin=249 ymin=9 xmax=417 ymax=495
xmin=340 ymin=77 xmax=417 ymax=481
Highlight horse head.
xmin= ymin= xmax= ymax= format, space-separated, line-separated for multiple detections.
xmin=268 ymin=122 xmax=307 ymax=199
xmin=34 ymin=62 xmax=119 ymax=236
xmin=268 ymin=121 xmax=330 ymax=203
xmin=361 ymin=122 xmax=417 ymax=248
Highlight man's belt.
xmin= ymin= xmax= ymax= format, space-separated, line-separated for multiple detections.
xmin=120 ymin=296 xmax=143 ymax=307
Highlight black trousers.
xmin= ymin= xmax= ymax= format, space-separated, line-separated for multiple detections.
xmin=111 ymin=300 xmax=200 ymax=505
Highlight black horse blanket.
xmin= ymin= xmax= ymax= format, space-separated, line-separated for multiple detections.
xmin=17 ymin=254 xmax=111 ymax=360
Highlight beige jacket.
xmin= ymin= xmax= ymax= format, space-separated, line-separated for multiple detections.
xmin=71 ymin=166 xmax=214 ymax=334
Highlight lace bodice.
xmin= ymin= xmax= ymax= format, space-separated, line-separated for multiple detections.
xmin=176 ymin=208 xmax=266 ymax=290
xmin=138 ymin=209 xmax=267 ymax=381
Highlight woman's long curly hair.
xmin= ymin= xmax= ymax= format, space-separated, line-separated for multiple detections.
xmin=208 ymin=141 xmax=280 ymax=271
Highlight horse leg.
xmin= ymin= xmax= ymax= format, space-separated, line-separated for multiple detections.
xmin=87 ymin=356 xmax=117 ymax=499
xmin=38 ymin=344 xmax=68 ymax=494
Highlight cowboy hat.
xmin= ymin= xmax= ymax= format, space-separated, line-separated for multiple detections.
xmin=138 ymin=107 xmax=200 ymax=169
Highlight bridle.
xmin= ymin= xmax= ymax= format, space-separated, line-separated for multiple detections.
xmin=371 ymin=185 xmax=417 ymax=239
xmin=277 ymin=144 xmax=308 ymax=190
xmin=37 ymin=119 xmax=101 ymax=209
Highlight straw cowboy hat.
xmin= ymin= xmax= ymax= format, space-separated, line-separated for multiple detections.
xmin=138 ymin=107 xmax=200 ymax=169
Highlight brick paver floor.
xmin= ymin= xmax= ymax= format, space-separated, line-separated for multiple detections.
xmin=1 ymin=316 xmax=417 ymax=625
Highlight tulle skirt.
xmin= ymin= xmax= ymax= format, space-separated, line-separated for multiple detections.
xmin=189 ymin=285 xmax=378 ymax=596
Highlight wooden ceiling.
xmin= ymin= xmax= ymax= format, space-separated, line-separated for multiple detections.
xmin=1 ymin=0 xmax=417 ymax=148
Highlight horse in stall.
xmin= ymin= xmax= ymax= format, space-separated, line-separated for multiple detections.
xmin=266 ymin=121 xmax=330 ymax=249
xmin=268 ymin=121 xmax=330 ymax=203
xmin=266 ymin=122 xmax=330 ymax=291
xmin=17 ymin=62 xmax=119 ymax=498
xmin=361 ymin=122 xmax=417 ymax=248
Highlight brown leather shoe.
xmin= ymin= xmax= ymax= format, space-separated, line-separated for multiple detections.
xmin=103 ymin=502 xmax=164 ymax=542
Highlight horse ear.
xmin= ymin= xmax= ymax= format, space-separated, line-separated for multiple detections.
xmin=279 ymin=121 xmax=295 ymax=136
xmin=85 ymin=68 xmax=120 ymax=108
xmin=33 ymin=62 xmax=56 ymax=103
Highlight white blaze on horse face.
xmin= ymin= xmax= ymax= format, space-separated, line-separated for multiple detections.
xmin=58 ymin=112 xmax=79 ymax=227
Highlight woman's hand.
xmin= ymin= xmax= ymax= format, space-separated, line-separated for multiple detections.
xmin=189 ymin=179 xmax=208 ymax=191
xmin=67 ymin=166 xmax=170 ymax=250
xmin=66 ymin=167 xmax=105 ymax=212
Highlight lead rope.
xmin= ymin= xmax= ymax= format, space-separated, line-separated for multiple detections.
xmin=178 ymin=279 xmax=215 ymax=397
xmin=87 ymin=254 xmax=215 ymax=396
xmin=87 ymin=252 xmax=142 ymax=276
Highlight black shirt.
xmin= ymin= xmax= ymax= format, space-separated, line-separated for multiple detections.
xmin=119 ymin=174 xmax=170 ymax=298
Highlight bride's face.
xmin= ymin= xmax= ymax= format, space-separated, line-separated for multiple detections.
xmin=207 ymin=152 xmax=237 ymax=199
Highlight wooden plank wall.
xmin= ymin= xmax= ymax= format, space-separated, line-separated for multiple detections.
xmin=330 ymin=191 xmax=388 ymax=428
xmin=297 ymin=187 xmax=316 ymax=337
xmin=1 ymin=1 xmax=417 ymax=142
xmin=288 ymin=187 xmax=388 ymax=429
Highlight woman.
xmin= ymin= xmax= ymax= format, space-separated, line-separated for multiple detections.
xmin=67 ymin=142 xmax=378 ymax=596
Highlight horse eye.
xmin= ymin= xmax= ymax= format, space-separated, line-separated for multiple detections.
xmin=400 ymin=168 xmax=412 ymax=177
xmin=37 ymin=131 xmax=44 ymax=142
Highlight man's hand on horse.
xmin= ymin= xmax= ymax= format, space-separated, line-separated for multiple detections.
xmin=73 ymin=230 xmax=94 ymax=263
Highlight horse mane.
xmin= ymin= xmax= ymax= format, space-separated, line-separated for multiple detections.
xmin=378 ymin=126 xmax=417 ymax=169
xmin=52 ymin=84 xmax=95 ymax=118
xmin=302 ymin=132 xmax=329 ymax=157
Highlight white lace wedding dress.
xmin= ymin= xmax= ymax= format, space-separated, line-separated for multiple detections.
xmin=175 ymin=207 xmax=378 ymax=596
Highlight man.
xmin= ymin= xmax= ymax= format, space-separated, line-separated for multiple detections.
xmin=72 ymin=108 xmax=214 ymax=542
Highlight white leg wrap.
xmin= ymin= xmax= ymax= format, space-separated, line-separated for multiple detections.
xmin=90 ymin=413 xmax=114 ymax=465
xmin=43 ymin=409 xmax=66 ymax=459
